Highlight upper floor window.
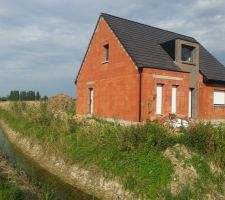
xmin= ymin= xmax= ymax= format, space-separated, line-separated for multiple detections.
xmin=213 ymin=90 xmax=225 ymax=106
xmin=103 ymin=44 xmax=109 ymax=63
xmin=182 ymin=45 xmax=194 ymax=63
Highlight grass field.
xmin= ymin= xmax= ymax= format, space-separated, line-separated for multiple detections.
xmin=0 ymin=101 xmax=224 ymax=199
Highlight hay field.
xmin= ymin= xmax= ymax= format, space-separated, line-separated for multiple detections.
xmin=0 ymin=101 xmax=41 ymax=110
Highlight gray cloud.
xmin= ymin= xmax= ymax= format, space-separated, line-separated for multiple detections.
xmin=0 ymin=0 xmax=224 ymax=97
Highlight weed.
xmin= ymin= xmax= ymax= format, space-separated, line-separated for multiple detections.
xmin=182 ymin=122 xmax=225 ymax=169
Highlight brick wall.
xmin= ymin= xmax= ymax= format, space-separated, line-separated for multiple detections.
xmin=141 ymin=68 xmax=190 ymax=121
xmin=199 ymin=75 xmax=225 ymax=119
xmin=76 ymin=17 xmax=140 ymax=122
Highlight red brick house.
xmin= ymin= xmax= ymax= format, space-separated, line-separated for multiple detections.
xmin=75 ymin=13 xmax=225 ymax=122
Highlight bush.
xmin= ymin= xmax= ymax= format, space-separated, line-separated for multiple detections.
xmin=118 ymin=122 xmax=177 ymax=152
xmin=182 ymin=122 xmax=225 ymax=169
xmin=47 ymin=94 xmax=74 ymax=113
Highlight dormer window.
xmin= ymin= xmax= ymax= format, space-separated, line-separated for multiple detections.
xmin=103 ymin=44 xmax=109 ymax=63
xmin=182 ymin=45 xmax=194 ymax=63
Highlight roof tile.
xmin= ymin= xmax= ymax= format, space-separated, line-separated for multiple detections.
xmin=102 ymin=13 xmax=225 ymax=82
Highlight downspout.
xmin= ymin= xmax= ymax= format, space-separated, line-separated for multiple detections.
xmin=138 ymin=68 xmax=143 ymax=122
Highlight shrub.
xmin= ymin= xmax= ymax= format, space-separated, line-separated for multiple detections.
xmin=182 ymin=122 xmax=225 ymax=169
xmin=47 ymin=94 xmax=74 ymax=113
xmin=117 ymin=122 xmax=177 ymax=152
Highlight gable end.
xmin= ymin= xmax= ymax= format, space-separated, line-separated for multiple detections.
xmin=75 ymin=14 xmax=139 ymax=84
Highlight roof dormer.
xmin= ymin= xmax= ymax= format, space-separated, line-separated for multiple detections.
xmin=175 ymin=39 xmax=199 ymax=67
xmin=161 ymin=39 xmax=200 ymax=89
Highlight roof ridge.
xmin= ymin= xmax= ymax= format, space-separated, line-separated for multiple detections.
xmin=101 ymin=13 xmax=196 ymax=41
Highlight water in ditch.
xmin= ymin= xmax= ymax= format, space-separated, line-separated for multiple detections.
xmin=0 ymin=128 xmax=98 ymax=200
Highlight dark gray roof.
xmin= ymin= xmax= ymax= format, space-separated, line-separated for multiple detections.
xmin=102 ymin=13 xmax=225 ymax=83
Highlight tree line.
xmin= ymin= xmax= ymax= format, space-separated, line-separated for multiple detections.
xmin=0 ymin=90 xmax=48 ymax=101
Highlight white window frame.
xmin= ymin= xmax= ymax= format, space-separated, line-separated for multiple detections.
xmin=213 ymin=90 xmax=225 ymax=106
xmin=171 ymin=86 xmax=177 ymax=114
xmin=156 ymin=84 xmax=163 ymax=115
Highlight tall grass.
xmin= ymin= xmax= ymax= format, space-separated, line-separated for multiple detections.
xmin=0 ymin=176 xmax=23 ymax=200
xmin=0 ymin=102 xmax=225 ymax=199
xmin=181 ymin=122 xmax=225 ymax=169
xmin=0 ymin=102 xmax=174 ymax=199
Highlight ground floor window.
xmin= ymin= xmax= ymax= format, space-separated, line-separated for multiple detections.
xmin=156 ymin=84 xmax=163 ymax=115
xmin=213 ymin=90 xmax=225 ymax=106
xmin=171 ymin=85 xmax=177 ymax=114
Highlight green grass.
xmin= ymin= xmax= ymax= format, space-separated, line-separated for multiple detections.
xmin=0 ymin=176 xmax=23 ymax=200
xmin=0 ymin=176 xmax=55 ymax=200
xmin=180 ymin=122 xmax=225 ymax=169
xmin=0 ymin=102 xmax=225 ymax=199
xmin=191 ymin=155 xmax=225 ymax=196
xmin=162 ymin=185 xmax=197 ymax=200
xmin=0 ymin=103 xmax=175 ymax=199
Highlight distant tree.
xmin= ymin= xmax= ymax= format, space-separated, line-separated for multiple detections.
xmin=5 ymin=90 xmax=42 ymax=101
xmin=0 ymin=97 xmax=7 ymax=101
xmin=9 ymin=90 xmax=20 ymax=101
xmin=19 ymin=91 xmax=27 ymax=101
xmin=26 ymin=91 xmax=35 ymax=101
xmin=41 ymin=96 xmax=48 ymax=101
xmin=35 ymin=91 xmax=41 ymax=100
xmin=26 ymin=91 xmax=31 ymax=100
xmin=8 ymin=91 xmax=13 ymax=100
xmin=31 ymin=91 xmax=35 ymax=100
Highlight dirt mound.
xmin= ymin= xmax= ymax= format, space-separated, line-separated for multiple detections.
xmin=164 ymin=144 xmax=225 ymax=199
xmin=47 ymin=94 xmax=74 ymax=113
xmin=164 ymin=144 xmax=198 ymax=195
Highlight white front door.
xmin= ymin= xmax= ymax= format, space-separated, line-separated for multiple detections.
xmin=89 ymin=88 xmax=94 ymax=115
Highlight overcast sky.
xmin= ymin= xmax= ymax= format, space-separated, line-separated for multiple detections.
xmin=0 ymin=0 xmax=225 ymax=98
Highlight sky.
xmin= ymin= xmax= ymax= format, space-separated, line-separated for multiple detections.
xmin=0 ymin=0 xmax=225 ymax=98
